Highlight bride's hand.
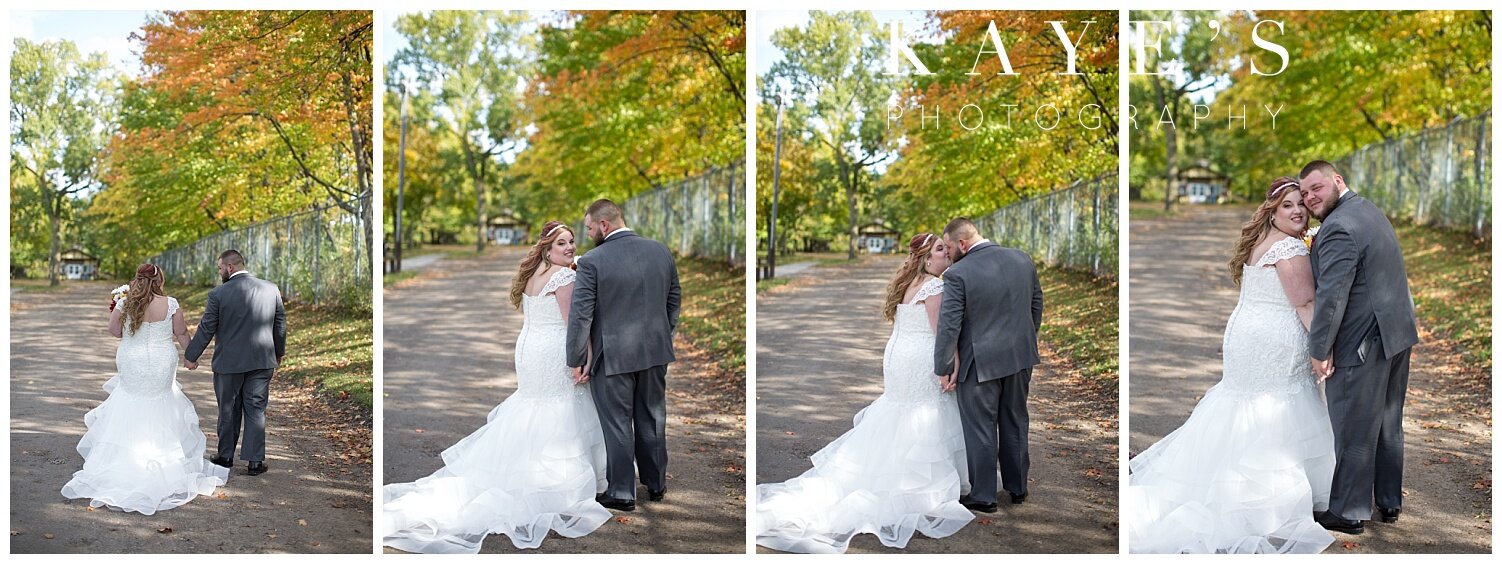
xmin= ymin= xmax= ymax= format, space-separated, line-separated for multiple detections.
xmin=573 ymin=365 xmax=591 ymax=385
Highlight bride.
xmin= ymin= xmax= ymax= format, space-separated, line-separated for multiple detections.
xmin=61 ymin=264 xmax=228 ymax=514
xmin=1128 ymin=177 xmax=1337 ymax=553
xmin=756 ymin=233 xmax=974 ymax=554
xmin=383 ymin=221 xmax=610 ymax=553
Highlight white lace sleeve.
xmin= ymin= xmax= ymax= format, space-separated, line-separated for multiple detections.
xmin=167 ymin=297 xmax=179 ymax=318
xmin=912 ymin=278 xmax=945 ymax=304
xmin=541 ymin=268 xmax=577 ymax=296
xmin=1256 ymin=236 xmax=1310 ymax=268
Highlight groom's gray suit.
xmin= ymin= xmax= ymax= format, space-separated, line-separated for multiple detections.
xmin=567 ymin=229 xmax=681 ymax=500
xmin=1309 ymin=189 xmax=1418 ymax=521
xmin=935 ymin=241 xmax=1044 ymax=504
xmin=185 ymin=271 xmax=287 ymax=463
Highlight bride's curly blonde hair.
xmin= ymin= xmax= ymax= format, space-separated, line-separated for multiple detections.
xmin=882 ymin=233 xmax=939 ymax=322
xmin=510 ymin=221 xmax=574 ymax=309
xmin=1229 ymin=176 xmax=1301 ymax=287
xmin=123 ymin=264 xmax=166 ymax=335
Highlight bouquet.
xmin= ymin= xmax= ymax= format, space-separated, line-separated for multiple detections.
xmin=1302 ymin=226 xmax=1321 ymax=249
xmin=108 ymin=285 xmax=130 ymax=312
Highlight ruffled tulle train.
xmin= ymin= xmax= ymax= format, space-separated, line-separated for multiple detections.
xmin=382 ymin=391 xmax=609 ymax=553
xmin=756 ymin=394 xmax=974 ymax=554
xmin=1129 ymin=384 xmax=1337 ymax=553
xmin=61 ymin=375 xmax=229 ymax=515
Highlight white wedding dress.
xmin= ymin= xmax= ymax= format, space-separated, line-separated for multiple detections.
xmin=61 ymin=296 xmax=229 ymax=515
xmin=1129 ymin=236 xmax=1337 ymax=553
xmin=756 ymin=277 xmax=974 ymax=554
xmin=383 ymin=267 xmax=610 ymax=553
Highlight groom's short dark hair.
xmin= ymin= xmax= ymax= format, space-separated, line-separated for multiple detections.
xmin=587 ymin=199 xmax=623 ymax=224
xmin=943 ymin=217 xmax=978 ymax=239
xmin=1299 ymin=160 xmax=1340 ymax=181
xmin=218 ymin=249 xmax=245 ymax=267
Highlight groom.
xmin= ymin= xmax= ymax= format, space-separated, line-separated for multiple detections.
xmin=567 ymin=199 xmax=681 ymax=512
xmin=934 ymin=218 xmax=1044 ymax=512
xmin=1301 ymin=160 xmax=1418 ymax=535
xmin=185 ymin=249 xmax=288 ymax=476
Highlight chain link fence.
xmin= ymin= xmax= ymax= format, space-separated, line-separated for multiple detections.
xmin=152 ymin=195 xmax=372 ymax=307
xmin=623 ymin=161 xmax=744 ymax=265
xmin=976 ymin=173 xmax=1118 ymax=276
xmin=1337 ymin=111 xmax=1491 ymax=238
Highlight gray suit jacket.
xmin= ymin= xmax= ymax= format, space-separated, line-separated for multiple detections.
xmin=185 ymin=272 xmax=287 ymax=374
xmin=934 ymin=242 xmax=1044 ymax=382
xmin=1309 ymin=191 xmax=1419 ymax=367
xmin=566 ymin=230 xmax=681 ymax=376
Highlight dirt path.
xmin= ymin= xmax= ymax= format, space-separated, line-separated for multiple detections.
xmin=9 ymin=282 xmax=372 ymax=554
xmin=1128 ymin=206 xmax=1491 ymax=553
xmin=382 ymin=249 xmax=745 ymax=554
xmin=755 ymin=256 xmax=1118 ymax=554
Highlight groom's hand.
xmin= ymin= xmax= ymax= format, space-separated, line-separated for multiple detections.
xmin=183 ymin=359 xmax=198 ymax=371
xmin=573 ymin=365 xmax=591 ymax=385
xmin=937 ymin=373 xmax=956 ymax=392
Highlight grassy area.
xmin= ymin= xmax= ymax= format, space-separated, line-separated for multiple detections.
xmin=1038 ymin=266 xmax=1119 ymax=386
xmin=1128 ymin=200 xmax=1183 ymax=220
xmin=10 ymin=279 xmax=72 ymax=293
xmin=1395 ymin=222 xmax=1491 ymax=372
xmin=674 ymin=256 xmax=746 ymax=379
xmin=756 ymin=277 xmax=790 ymax=294
xmin=173 ymin=284 xmax=373 ymax=413
xmin=383 ymin=270 xmax=421 ymax=287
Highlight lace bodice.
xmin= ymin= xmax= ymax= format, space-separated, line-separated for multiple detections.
xmin=1220 ymin=237 xmax=1316 ymax=395
xmin=115 ymin=296 xmax=181 ymax=399
xmin=121 ymin=296 xmax=179 ymax=343
xmin=882 ymin=278 xmax=948 ymax=404
xmin=515 ymin=268 xmax=586 ymax=401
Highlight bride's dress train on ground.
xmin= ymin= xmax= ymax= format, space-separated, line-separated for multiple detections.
xmin=62 ymin=297 xmax=229 ymax=515
xmin=382 ymin=268 xmax=609 ymax=553
xmin=756 ymin=278 xmax=973 ymax=554
xmin=1129 ymin=237 xmax=1337 ymax=554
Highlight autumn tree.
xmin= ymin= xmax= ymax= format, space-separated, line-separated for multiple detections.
xmin=508 ymin=10 xmax=746 ymax=227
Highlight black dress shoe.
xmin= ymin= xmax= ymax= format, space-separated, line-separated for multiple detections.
xmin=648 ymin=488 xmax=666 ymax=502
xmin=1378 ymin=507 xmax=1400 ymax=524
xmin=209 ymin=456 xmax=233 ymax=468
xmin=1315 ymin=511 xmax=1364 ymax=535
xmin=246 ymin=461 xmax=268 ymax=476
xmin=595 ymin=494 xmax=635 ymax=512
xmin=1008 ymin=491 xmax=1028 ymax=505
xmin=959 ymin=496 xmax=998 ymax=513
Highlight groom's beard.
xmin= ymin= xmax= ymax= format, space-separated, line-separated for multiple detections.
xmin=220 ymin=271 xmax=231 ymax=283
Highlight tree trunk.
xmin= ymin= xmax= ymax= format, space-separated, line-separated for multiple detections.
xmin=48 ymin=195 xmax=62 ymax=287
xmin=841 ymin=158 xmax=857 ymax=260
xmin=1156 ymin=77 xmax=1178 ymax=212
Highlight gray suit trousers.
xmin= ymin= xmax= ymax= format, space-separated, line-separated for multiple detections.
xmin=590 ymin=364 xmax=669 ymax=500
xmin=957 ymin=367 xmax=1032 ymax=504
xmin=1326 ymin=346 xmax=1410 ymax=521
xmin=214 ymin=368 xmax=273 ymax=462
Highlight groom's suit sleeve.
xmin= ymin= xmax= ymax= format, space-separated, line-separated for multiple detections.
xmin=934 ymin=269 xmax=965 ymax=377
xmin=566 ymin=257 xmax=598 ymax=368
xmin=272 ymin=288 xmax=287 ymax=359
xmin=666 ymin=256 xmax=681 ymax=334
xmin=1031 ymin=263 xmax=1044 ymax=333
xmin=1309 ymin=222 xmax=1358 ymax=361
xmin=184 ymin=288 xmax=219 ymax=363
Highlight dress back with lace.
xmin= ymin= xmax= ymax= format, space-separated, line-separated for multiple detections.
xmin=516 ymin=268 xmax=586 ymax=402
xmin=1221 ymin=236 xmax=1316 ymax=395
xmin=883 ymin=277 xmax=947 ymax=403
xmin=115 ymin=297 xmax=181 ymax=398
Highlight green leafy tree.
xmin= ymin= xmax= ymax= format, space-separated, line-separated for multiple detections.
xmin=10 ymin=38 xmax=117 ymax=285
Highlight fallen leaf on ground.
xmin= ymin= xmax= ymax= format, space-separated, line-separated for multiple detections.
xmin=157 ymin=528 xmax=171 ymax=534
xmin=297 ymin=519 xmax=307 ymax=527
xmin=44 ymin=533 xmax=55 ymax=539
